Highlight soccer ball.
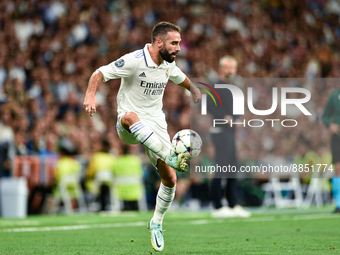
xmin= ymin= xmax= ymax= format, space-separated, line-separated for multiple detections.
xmin=171 ymin=129 xmax=202 ymax=160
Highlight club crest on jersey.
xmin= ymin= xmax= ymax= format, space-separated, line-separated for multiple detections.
xmin=166 ymin=69 xmax=169 ymax=78
xmin=115 ymin=59 xmax=125 ymax=68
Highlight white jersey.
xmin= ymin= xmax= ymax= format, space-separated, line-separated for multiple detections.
xmin=98 ymin=44 xmax=186 ymax=118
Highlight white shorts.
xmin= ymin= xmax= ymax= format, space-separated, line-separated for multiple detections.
xmin=116 ymin=113 xmax=172 ymax=167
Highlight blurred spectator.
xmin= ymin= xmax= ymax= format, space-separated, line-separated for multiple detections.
xmin=112 ymin=144 xmax=144 ymax=211
xmin=0 ymin=108 xmax=15 ymax=177
xmin=14 ymin=132 xmax=29 ymax=156
xmin=39 ymin=132 xmax=59 ymax=157
xmin=85 ymin=138 xmax=116 ymax=211
xmin=53 ymin=138 xmax=82 ymax=212
xmin=209 ymin=56 xmax=251 ymax=218
xmin=294 ymin=134 xmax=320 ymax=181
xmin=0 ymin=55 xmax=7 ymax=93
xmin=322 ymin=88 xmax=340 ymax=213
xmin=189 ymin=143 xmax=214 ymax=208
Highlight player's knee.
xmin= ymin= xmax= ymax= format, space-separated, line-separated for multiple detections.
xmin=169 ymin=173 xmax=177 ymax=186
xmin=162 ymin=172 xmax=177 ymax=188
xmin=121 ymin=112 xmax=139 ymax=130
xmin=157 ymin=159 xmax=177 ymax=187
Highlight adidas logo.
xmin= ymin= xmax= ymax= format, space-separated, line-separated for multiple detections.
xmin=139 ymin=72 xmax=146 ymax=77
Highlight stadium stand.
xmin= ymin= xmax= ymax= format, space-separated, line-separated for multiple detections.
xmin=0 ymin=0 xmax=339 ymax=212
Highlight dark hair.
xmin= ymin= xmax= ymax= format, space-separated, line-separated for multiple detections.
xmin=102 ymin=139 xmax=111 ymax=153
xmin=58 ymin=137 xmax=77 ymax=156
xmin=151 ymin=21 xmax=181 ymax=43
xmin=122 ymin=144 xmax=130 ymax=155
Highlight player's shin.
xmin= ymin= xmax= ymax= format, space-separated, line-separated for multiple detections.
xmin=129 ymin=121 xmax=169 ymax=160
xmin=152 ymin=182 xmax=176 ymax=224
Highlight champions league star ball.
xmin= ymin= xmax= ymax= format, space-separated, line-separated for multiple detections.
xmin=171 ymin=129 xmax=202 ymax=160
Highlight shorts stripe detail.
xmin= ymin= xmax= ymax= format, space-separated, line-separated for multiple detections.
xmin=141 ymin=132 xmax=153 ymax=144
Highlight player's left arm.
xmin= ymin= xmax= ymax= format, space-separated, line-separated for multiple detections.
xmin=177 ymin=77 xmax=201 ymax=103
xmin=169 ymin=65 xmax=201 ymax=103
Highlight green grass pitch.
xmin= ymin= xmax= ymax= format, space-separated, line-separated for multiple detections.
xmin=0 ymin=207 xmax=339 ymax=255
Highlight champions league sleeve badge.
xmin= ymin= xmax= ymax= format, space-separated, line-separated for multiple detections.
xmin=114 ymin=59 xmax=125 ymax=68
xmin=110 ymin=64 xmax=117 ymax=73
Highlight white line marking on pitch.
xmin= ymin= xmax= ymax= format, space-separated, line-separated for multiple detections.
xmin=1 ymin=214 xmax=339 ymax=233
xmin=1 ymin=221 xmax=146 ymax=233
xmin=190 ymin=220 xmax=210 ymax=225
xmin=226 ymin=214 xmax=340 ymax=223
xmin=0 ymin=220 xmax=40 ymax=226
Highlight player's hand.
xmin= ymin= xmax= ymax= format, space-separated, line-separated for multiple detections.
xmin=83 ymin=95 xmax=97 ymax=117
xmin=191 ymin=86 xmax=201 ymax=103
xmin=329 ymin=123 xmax=340 ymax=135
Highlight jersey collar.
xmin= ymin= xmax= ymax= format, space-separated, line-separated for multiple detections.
xmin=143 ymin=44 xmax=169 ymax=68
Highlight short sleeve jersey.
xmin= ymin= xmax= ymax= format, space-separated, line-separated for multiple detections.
xmin=98 ymin=44 xmax=186 ymax=117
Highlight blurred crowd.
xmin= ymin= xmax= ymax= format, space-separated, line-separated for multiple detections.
xmin=0 ymin=0 xmax=340 ymax=206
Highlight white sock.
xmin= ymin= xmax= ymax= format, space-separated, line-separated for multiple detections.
xmin=129 ymin=121 xmax=169 ymax=160
xmin=152 ymin=183 xmax=176 ymax=224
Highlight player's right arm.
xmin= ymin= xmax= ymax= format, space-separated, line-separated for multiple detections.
xmin=84 ymin=70 xmax=103 ymax=117
xmin=83 ymin=54 xmax=137 ymax=117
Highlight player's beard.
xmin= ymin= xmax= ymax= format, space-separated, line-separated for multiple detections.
xmin=159 ymin=46 xmax=177 ymax=63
